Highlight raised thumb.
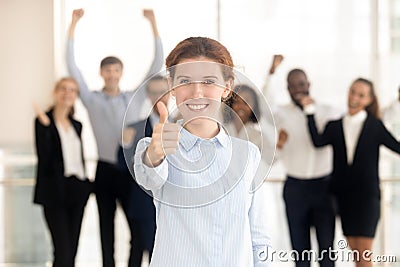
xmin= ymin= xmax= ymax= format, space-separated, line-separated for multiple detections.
xmin=157 ymin=101 xmax=169 ymax=123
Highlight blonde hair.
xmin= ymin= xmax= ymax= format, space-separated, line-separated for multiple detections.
xmin=51 ymin=77 xmax=79 ymax=117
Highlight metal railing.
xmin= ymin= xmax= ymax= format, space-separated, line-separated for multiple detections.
xmin=0 ymin=157 xmax=399 ymax=266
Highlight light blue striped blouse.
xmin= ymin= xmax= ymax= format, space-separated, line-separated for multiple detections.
xmin=134 ymin=126 xmax=272 ymax=267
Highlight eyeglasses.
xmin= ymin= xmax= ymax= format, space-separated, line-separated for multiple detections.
xmin=57 ymin=87 xmax=78 ymax=93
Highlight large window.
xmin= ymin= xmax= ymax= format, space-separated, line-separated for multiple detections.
xmin=391 ymin=0 xmax=400 ymax=53
xmin=60 ymin=0 xmax=391 ymax=107
xmin=58 ymin=0 xmax=400 ymax=163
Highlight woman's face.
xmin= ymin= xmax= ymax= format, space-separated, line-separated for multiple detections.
xmin=54 ymin=80 xmax=78 ymax=109
xmin=170 ymin=57 xmax=232 ymax=124
xmin=347 ymin=81 xmax=372 ymax=115
xmin=232 ymin=90 xmax=255 ymax=124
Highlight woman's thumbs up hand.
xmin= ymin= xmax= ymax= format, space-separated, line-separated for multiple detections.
xmin=144 ymin=102 xmax=181 ymax=167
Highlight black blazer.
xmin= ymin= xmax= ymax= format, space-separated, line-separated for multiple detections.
xmin=307 ymin=114 xmax=400 ymax=197
xmin=34 ymin=109 xmax=88 ymax=207
xmin=118 ymin=118 xmax=155 ymax=220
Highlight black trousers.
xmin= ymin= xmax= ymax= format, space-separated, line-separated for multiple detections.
xmin=283 ymin=176 xmax=335 ymax=267
xmin=43 ymin=176 xmax=91 ymax=267
xmin=95 ymin=161 xmax=137 ymax=267
xmin=130 ymin=218 xmax=156 ymax=267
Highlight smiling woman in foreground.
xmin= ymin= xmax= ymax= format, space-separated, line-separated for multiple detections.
xmin=133 ymin=37 xmax=272 ymax=267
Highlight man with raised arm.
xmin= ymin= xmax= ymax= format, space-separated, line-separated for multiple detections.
xmin=67 ymin=8 xmax=163 ymax=267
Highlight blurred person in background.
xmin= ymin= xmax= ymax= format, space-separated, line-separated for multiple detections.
xmin=33 ymin=77 xmax=93 ymax=267
xmin=265 ymin=67 xmax=341 ymax=267
xmin=302 ymin=78 xmax=400 ymax=267
xmin=117 ymin=75 xmax=170 ymax=266
xmin=67 ymin=8 xmax=163 ymax=267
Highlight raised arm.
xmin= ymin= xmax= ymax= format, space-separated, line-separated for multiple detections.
xmin=261 ymin=55 xmax=284 ymax=105
xmin=382 ymin=97 xmax=400 ymax=130
xmin=126 ymin=9 xmax=164 ymax=114
xmin=35 ymin=117 xmax=53 ymax=175
xmin=68 ymin=9 xmax=83 ymax=40
xmin=379 ymin=119 xmax=400 ymax=154
xmin=33 ymin=102 xmax=50 ymax=127
xmin=66 ymin=9 xmax=92 ymax=106
xmin=300 ymin=97 xmax=333 ymax=147
xmin=306 ymin=114 xmax=332 ymax=147
xmin=144 ymin=9 xmax=159 ymax=37
xmin=141 ymin=9 xmax=164 ymax=81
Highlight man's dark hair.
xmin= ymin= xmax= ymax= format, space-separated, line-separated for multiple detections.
xmin=100 ymin=56 xmax=123 ymax=69
xmin=287 ymin=68 xmax=307 ymax=83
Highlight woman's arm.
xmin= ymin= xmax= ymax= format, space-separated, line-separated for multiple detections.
xmin=306 ymin=114 xmax=332 ymax=147
xmin=133 ymin=137 xmax=169 ymax=191
xmin=379 ymin=119 xmax=400 ymax=154
xmin=35 ymin=118 xmax=53 ymax=174
xmin=248 ymin=149 xmax=272 ymax=267
xmin=249 ymin=188 xmax=273 ymax=267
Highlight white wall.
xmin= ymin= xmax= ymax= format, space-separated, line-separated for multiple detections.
xmin=0 ymin=0 xmax=54 ymax=149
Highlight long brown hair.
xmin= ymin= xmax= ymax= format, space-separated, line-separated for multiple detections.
xmin=353 ymin=77 xmax=380 ymax=119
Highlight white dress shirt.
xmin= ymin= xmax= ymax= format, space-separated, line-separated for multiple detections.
xmin=274 ymin=102 xmax=341 ymax=179
xmin=223 ymin=121 xmax=275 ymax=176
xmin=343 ymin=110 xmax=367 ymax=165
xmin=223 ymin=122 xmax=263 ymax=150
xmin=56 ymin=123 xmax=85 ymax=180
xmin=134 ymin=126 xmax=272 ymax=267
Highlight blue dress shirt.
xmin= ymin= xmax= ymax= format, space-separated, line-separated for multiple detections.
xmin=134 ymin=126 xmax=272 ymax=267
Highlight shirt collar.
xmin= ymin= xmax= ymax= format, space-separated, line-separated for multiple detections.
xmin=179 ymin=121 xmax=230 ymax=152
xmin=344 ymin=110 xmax=367 ymax=123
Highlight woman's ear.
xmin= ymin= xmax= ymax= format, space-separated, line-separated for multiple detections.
xmin=221 ymin=89 xmax=231 ymax=100
xmin=222 ymin=79 xmax=233 ymax=98
xmin=222 ymin=87 xmax=231 ymax=99
xmin=225 ymin=79 xmax=233 ymax=90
